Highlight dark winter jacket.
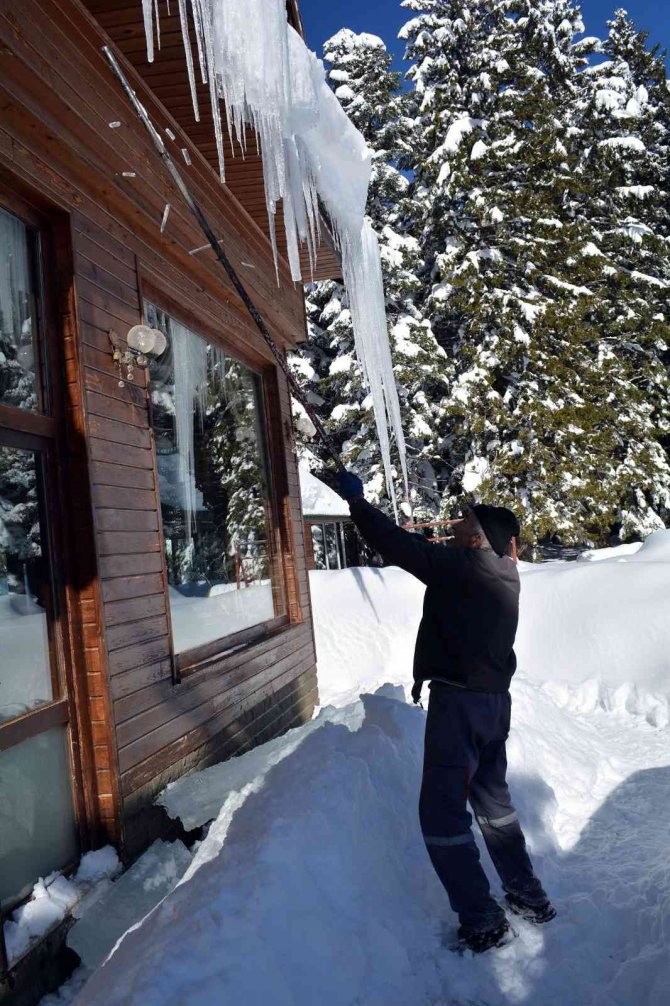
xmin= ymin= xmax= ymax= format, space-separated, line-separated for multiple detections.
xmin=349 ymin=497 xmax=520 ymax=693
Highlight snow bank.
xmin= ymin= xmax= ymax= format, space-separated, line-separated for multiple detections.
xmin=309 ymin=567 xmax=425 ymax=707
xmin=311 ymin=537 xmax=670 ymax=724
xmin=72 ymin=681 xmax=670 ymax=1006
xmin=64 ymin=539 xmax=670 ymax=1006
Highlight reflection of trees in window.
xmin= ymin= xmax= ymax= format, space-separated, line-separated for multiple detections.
xmin=0 ymin=447 xmax=41 ymax=599
xmin=311 ymin=524 xmax=326 ymax=570
xmin=146 ymin=303 xmax=273 ymax=594
xmin=0 ymin=209 xmax=39 ymax=412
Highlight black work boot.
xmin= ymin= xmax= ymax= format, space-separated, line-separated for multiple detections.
xmin=457 ymin=917 xmax=513 ymax=953
xmin=505 ymin=892 xmax=557 ymax=924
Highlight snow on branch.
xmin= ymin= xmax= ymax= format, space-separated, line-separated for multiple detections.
xmin=140 ymin=0 xmax=407 ymax=506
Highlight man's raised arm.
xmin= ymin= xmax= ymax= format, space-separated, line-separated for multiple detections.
xmin=336 ymin=470 xmax=451 ymax=585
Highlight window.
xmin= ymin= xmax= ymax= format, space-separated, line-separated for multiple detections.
xmin=0 ymin=448 xmax=54 ymax=724
xmin=309 ymin=521 xmax=359 ymax=570
xmin=0 ymin=201 xmax=78 ymax=911
xmin=145 ymin=303 xmax=285 ymax=659
xmin=0 ymin=207 xmax=45 ymax=413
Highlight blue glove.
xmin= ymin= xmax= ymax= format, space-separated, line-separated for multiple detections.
xmin=336 ymin=470 xmax=364 ymax=501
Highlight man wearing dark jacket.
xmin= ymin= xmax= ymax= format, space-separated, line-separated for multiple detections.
xmin=336 ymin=471 xmax=554 ymax=953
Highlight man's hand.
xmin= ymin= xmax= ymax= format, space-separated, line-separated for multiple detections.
xmin=336 ymin=470 xmax=364 ymax=501
xmin=411 ymin=681 xmax=423 ymax=705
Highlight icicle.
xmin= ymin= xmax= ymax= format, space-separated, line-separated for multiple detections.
xmin=141 ymin=0 xmax=155 ymax=63
xmin=160 ymin=203 xmax=171 ymax=232
xmin=143 ymin=3 xmax=407 ymax=504
xmin=182 ymin=148 xmax=192 ymax=165
xmin=165 ymin=127 xmax=176 ymax=141
xmin=154 ymin=0 xmax=161 ymax=49
xmin=177 ymin=0 xmax=200 ymax=122
xmin=171 ymin=322 xmax=207 ymax=542
xmin=341 ymin=220 xmax=408 ymax=513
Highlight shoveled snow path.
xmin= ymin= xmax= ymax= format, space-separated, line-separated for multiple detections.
xmin=69 ymin=675 xmax=670 ymax=1006
xmin=64 ymin=553 xmax=670 ymax=1006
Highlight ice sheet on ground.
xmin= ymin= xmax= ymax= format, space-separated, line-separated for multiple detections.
xmin=158 ymin=702 xmax=365 ymax=832
xmin=67 ymin=840 xmax=192 ymax=972
xmin=4 ymin=848 xmax=121 ymax=965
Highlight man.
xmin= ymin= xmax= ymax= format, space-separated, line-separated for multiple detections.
xmin=336 ymin=470 xmax=555 ymax=953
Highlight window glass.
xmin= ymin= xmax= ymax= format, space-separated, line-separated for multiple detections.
xmin=0 ymin=446 xmax=53 ymax=724
xmin=311 ymin=524 xmax=326 ymax=570
xmin=0 ymin=727 xmax=78 ymax=906
xmin=0 ymin=208 xmax=41 ymax=412
xmin=146 ymin=303 xmax=284 ymax=654
xmin=324 ymin=524 xmax=340 ymax=570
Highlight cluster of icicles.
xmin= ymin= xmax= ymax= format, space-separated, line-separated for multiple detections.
xmin=141 ymin=0 xmax=407 ymax=507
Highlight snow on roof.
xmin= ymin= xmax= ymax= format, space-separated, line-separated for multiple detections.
xmin=298 ymin=462 xmax=350 ymax=519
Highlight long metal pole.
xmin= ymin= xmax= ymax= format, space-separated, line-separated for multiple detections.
xmin=102 ymin=45 xmax=344 ymax=471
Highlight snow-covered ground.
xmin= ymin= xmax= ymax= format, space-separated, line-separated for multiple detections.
xmin=36 ymin=532 xmax=670 ymax=1005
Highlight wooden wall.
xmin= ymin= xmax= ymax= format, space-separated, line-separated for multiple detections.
xmin=0 ymin=0 xmax=318 ymax=856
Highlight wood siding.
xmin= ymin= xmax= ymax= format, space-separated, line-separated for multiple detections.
xmin=83 ymin=0 xmax=343 ymax=284
xmin=0 ymin=0 xmax=318 ymax=856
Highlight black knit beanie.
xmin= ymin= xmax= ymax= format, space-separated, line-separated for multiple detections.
xmin=470 ymin=504 xmax=521 ymax=558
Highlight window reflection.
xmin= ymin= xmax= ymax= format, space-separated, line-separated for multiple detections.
xmin=0 ymin=208 xmax=41 ymax=412
xmin=146 ymin=303 xmax=284 ymax=654
xmin=0 ymin=447 xmax=53 ymax=724
xmin=324 ymin=524 xmax=340 ymax=570
xmin=311 ymin=524 xmax=326 ymax=570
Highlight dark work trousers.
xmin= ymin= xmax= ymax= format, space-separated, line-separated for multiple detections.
xmin=419 ymin=685 xmax=547 ymax=933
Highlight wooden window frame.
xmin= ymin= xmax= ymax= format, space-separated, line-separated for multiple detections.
xmin=140 ymin=286 xmax=295 ymax=679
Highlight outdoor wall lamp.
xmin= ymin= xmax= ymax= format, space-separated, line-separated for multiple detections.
xmin=109 ymin=325 xmax=168 ymax=386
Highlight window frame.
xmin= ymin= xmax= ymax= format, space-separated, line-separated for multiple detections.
xmin=0 ymin=192 xmax=87 ymax=923
xmin=141 ymin=288 xmax=293 ymax=679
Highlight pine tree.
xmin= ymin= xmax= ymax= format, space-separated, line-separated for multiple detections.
xmin=573 ymin=8 xmax=670 ymax=538
xmin=399 ymin=0 xmax=670 ymax=544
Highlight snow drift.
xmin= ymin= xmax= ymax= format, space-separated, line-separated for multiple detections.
xmin=63 ymin=535 xmax=670 ymax=1006
xmin=313 ymin=531 xmax=670 ymax=725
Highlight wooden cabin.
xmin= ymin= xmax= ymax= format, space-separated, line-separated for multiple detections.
xmin=0 ymin=0 xmax=341 ymax=989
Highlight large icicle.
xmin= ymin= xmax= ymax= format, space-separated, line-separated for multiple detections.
xmin=341 ymin=221 xmax=408 ymax=513
xmin=171 ymin=322 xmax=208 ymax=543
xmin=140 ymin=1 xmax=407 ymax=503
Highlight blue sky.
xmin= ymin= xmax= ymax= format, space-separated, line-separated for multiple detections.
xmin=298 ymin=1 xmax=669 ymax=70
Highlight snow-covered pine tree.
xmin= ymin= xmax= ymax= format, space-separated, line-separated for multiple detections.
xmin=399 ymin=0 xmax=670 ymax=544
xmin=291 ymin=29 xmax=448 ymax=519
xmin=572 ymin=8 xmax=670 ymax=538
